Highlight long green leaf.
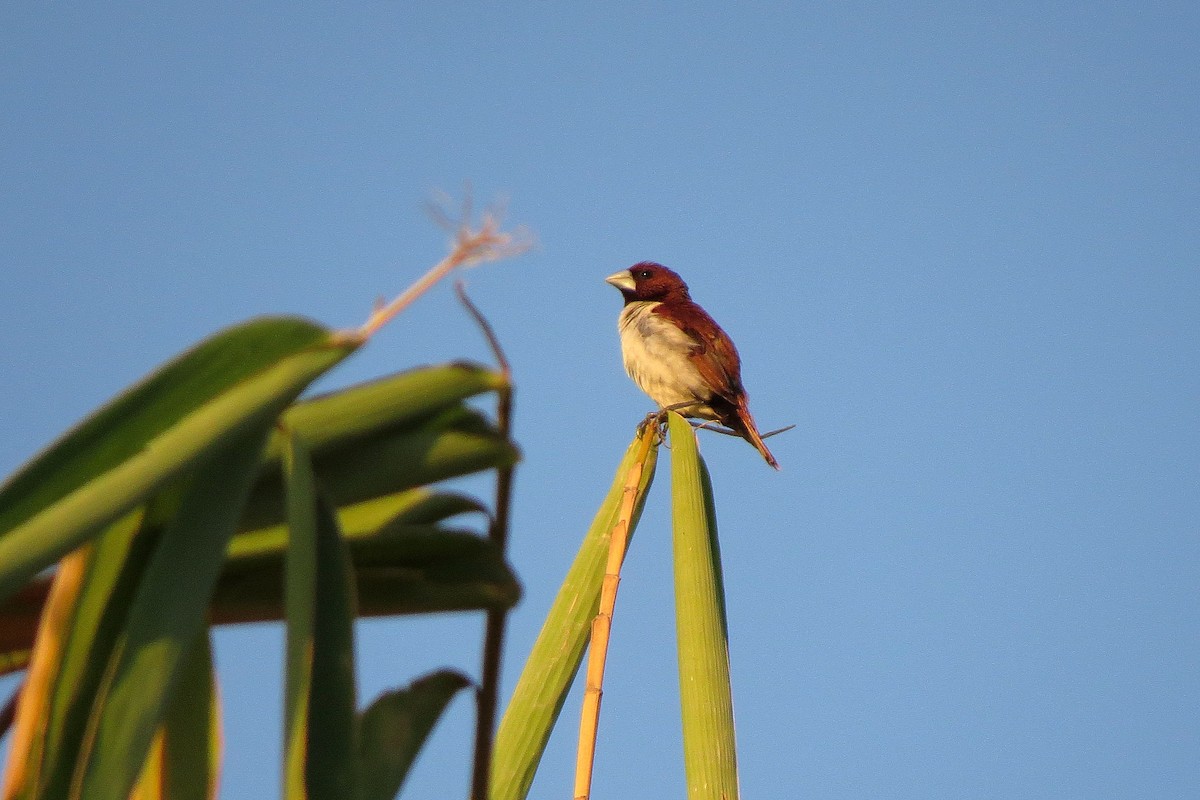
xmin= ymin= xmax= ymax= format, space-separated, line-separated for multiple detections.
xmin=490 ymin=429 xmax=659 ymax=800
xmin=266 ymin=362 xmax=506 ymax=461
xmin=304 ymin=494 xmax=360 ymax=800
xmin=230 ymin=489 xmax=487 ymax=560
xmin=358 ymin=670 xmax=470 ymax=800
xmin=668 ymin=412 xmax=739 ymax=800
xmin=1 ymin=362 xmax=512 ymax=664
xmin=239 ymin=407 xmax=518 ymax=533
xmin=220 ymin=521 xmax=519 ymax=626
xmin=35 ymin=507 xmax=163 ymax=800
xmin=283 ymin=432 xmax=319 ymax=800
xmin=0 ymin=504 xmax=517 ymax=671
xmin=73 ymin=427 xmax=273 ymax=800
xmin=159 ymin=630 xmax=221 ymax=800
xmin=125 ymin=629 xmax=219 ymax=800
xmin=0 ymin=317 xmax=332 ymax=535
xmin=0 ymin=318 xmax=357 ymax=602
xmin=280 ymin=428 xmax=361 ymax=800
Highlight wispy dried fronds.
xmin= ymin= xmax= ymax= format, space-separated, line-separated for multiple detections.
xmin=356 ymin=192 xmax=532 ymax=339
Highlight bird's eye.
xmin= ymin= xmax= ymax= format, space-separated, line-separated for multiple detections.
xmin=637 ymin=270 xmax=653 ymax=279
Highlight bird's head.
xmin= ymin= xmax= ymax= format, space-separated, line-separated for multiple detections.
xmin=605 ymin=262 xmax=691 ymax=302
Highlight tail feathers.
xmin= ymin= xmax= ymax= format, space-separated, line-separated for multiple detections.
xmin=727 ymin=402 xmax=780 ymax=470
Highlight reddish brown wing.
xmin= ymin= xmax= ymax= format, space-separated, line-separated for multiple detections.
xmin=651 ymin=300 xmax=745 ymax=401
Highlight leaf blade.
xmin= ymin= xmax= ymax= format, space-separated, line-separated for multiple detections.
xmin=358 ymin=670 xmax=470 ymax=800
xmin=269 ymin=362 xmax=506 ymax=459
xmin=0 ymin=506 xmax=519 ymax=670
xmin=0 ymin=319 xmax=357 ymax=603
xmin=668 ymin=412 xmax=739 ymax=800
xmin=490 ymin=429 xmax=659 ymax=800
xmin=282 ymin=432 xmax=319 ymax=800
xmin=0 ymin=317 xmax=333 ymax=536
xmin=74 ymin=427 xmax=272 ymax=800
xmin=238 ymin=408 xmax=518 ymax=534
xmin=159 ymin=630 xmax=222 ymax=800
xmin=304 ymin=495 xmax=360 ymax=800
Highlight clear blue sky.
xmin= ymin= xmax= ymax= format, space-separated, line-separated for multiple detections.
xmin=3 ymin=3 xmax=1198 ymax=798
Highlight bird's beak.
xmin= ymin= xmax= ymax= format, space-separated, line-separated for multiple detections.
xmin=605 ymin=270 xmax=635 ymax=291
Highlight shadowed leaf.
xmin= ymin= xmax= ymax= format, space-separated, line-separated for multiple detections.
xmin=305 ymin=494 xmax=359 ymax=800
xmin=75 ymin=428 xmax=272 ymax=800
xmin=238 ymin=407 xmax=518 ymax=533
xmin=358 ymin=670 xmax=471 ymax=800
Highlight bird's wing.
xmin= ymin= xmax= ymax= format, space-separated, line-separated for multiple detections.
xmin=652 ymin=300 xmax=744 ymax=400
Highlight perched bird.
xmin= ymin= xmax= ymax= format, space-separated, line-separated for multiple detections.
xmin=606 ymin=262 xmax=779 ymax=469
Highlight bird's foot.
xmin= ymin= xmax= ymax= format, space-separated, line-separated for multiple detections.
xmin=637 ymin=408 xmax=676 ymax=443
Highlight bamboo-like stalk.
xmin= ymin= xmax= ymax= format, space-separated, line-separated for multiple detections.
xmin=0 ymin=547 xmax=89 ymax=799
xmin=489 ymin=430 xmax=658 ymax=800
xmin=573 ymin=421 xmax=659 ymax=800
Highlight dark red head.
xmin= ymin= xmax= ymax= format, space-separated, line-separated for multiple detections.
xmin=605 ymin=261 xmax=691 ymax=302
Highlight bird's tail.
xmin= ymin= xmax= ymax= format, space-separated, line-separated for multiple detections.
xmin=730 ymin=402 xmax=780 ymax=470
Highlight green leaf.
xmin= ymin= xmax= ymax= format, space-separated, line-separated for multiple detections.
xmin=0 ymin=317 xmax=357 ymax=603
xmin=126 ymin=630 xmax=219 ymax=800
xmin=280 ymin=428 xmax=360 ymax=800
xmin=283 ymin=432 xmax=320 ymax=800
xmin=267 ymin=362 xmax=506 ymax=461
xmin=228 ymin=489 xmax=487 ymax=562
xmin=159 ymin=630 xmax=221 ymax=800
xmin=74 ymin=426 xmax=273 ymax=800
xmin=238 ymin=406 xmax=518 ymax=533
xmin=304 ymin=493 xmax=360 ymax=800
xmin=490 ymin=428 xmax=659 ymax=800
xmin=35 ymin=507 xmax=163 ymax=799
xmin=358 ymin=670 xmax=471 ymax=800
xmin=0 ymin=317 xmax=329 ymax=534
xmin=668 ymin=412 xmax=739 ymax=799
xmin=0 ymin=497 xmax=516 ymax=671
xmin=375 ymin=490 xmax=488 ymax=527
xmin=218 ymin=523 xmax=520 ymax=626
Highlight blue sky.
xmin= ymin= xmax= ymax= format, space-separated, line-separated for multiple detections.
xmin=3 ymin=3 xmax=1198 ymax=798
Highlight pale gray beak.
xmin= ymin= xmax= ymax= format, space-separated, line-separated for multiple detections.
xmin=605 ymin=270 xmax=635 ymax=291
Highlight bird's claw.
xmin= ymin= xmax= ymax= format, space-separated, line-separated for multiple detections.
xmin=636 ymin=410 xmax=673 ymax=443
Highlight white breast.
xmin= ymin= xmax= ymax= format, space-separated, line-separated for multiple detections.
xmin=616 ymin=301 xmax=718 ymax=419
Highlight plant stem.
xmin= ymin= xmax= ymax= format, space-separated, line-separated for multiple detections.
xmin=573 ymin=421 xmax=658 ymax=800
xmin=359 ymin=214 xmax=523 ymax=340
xmin=461 ymin=286 xmax=516 ymax=800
